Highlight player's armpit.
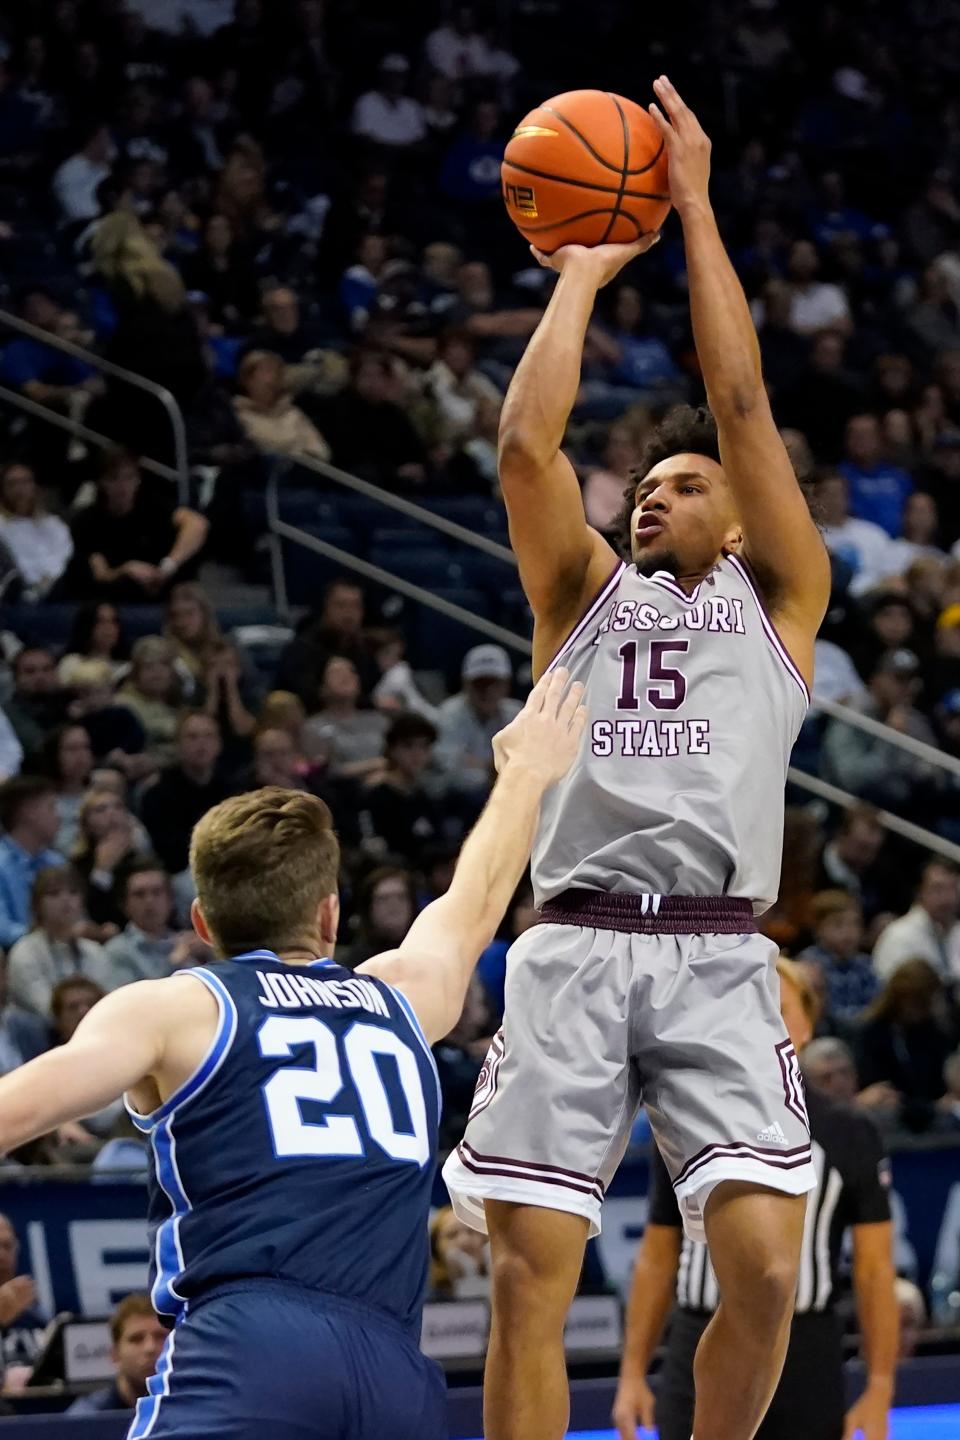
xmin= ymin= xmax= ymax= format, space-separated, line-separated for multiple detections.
xmin=0 ymin=981 xmax=169 ymax=1153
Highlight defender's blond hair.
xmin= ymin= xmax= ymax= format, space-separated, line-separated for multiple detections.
xmin=777 ymin=956 xmax=821 ymax=1029
xmin=190 ymin=786 xmax=340 ymax=956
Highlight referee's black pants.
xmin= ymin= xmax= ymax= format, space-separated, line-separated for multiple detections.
xmin=655 ymin=1308 xmax=846 ymax=1440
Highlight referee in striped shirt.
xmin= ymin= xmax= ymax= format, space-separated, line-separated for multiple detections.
xmin=614 ymin=959 xmax=898 ymax=1440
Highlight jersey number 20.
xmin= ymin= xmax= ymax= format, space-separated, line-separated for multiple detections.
xmin=257 ymin=1016 xmax=430 ymax=1167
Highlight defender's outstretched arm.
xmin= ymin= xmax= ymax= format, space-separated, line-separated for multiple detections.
xmin=359 ymin=670 xmax=585 ymax=1042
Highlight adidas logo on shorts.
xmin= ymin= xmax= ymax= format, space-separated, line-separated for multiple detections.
xmin=756 ymin=1121 xmax=788 ymax=1146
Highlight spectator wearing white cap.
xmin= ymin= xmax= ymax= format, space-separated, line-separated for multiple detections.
xmin=434 ymin=645 xmax=521 ymax=797
xmin=350 ymin=55 xmax=427 ymax=150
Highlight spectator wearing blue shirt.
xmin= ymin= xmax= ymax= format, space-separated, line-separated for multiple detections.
xmin=68 ymin=1294 xmax=167 ymax=1415
xmin=440 ymin=100 xmax=505 ymax=204
xmin=838 ymin=413 xmax=914 ymax=537
xmin=0 ymin=289 xmax=98 ymax=406
xmin=0 ymin=777 xmax=63 ymax=950
xmin=799 ymin=889 xmax=880 ymax=1029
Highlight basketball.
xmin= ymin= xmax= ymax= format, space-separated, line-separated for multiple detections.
xmin=501 ymin=89 xmax=671 ymax=252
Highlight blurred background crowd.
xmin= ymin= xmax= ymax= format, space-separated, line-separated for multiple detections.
xmin=1 ymin=0 xmax=960 ymax=1370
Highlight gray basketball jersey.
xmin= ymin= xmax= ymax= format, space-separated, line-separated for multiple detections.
xmin=532 ymin=555 xmax=808 ymax=913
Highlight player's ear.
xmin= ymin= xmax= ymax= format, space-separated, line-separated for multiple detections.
xmin=319 ymin=893 xmax=340 ymax=953
xmin=191 ymin=898 xmax=213 ymax=946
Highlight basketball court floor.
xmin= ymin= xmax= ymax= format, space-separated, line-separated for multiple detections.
xmin=467 ymin=1408 xmax=960 ymax=1440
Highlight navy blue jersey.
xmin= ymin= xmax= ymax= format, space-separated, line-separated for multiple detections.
xmin=127 ymin=951 xmax=440 ymax=1337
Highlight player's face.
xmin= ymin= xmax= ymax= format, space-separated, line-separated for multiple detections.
xmin=629 ymin=454 xmax=741 ymax=579
xmin=115 ymin=1315 xmax=167 ymax=1393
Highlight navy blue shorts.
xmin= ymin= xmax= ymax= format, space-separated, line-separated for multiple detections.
xmin=127 ymin=1280 xmax=447 ymax=1440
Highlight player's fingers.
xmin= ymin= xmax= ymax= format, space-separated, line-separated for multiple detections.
xmin=525 ymin=668 xmax=553 ymax=713
xmin=541 ymin=665 xmax=570 ymax=718
xmin=655 ymin=74 xmax=690 ymax=119
xmin=647 ymin=102 xmax=672 ymax=141
xmin=529 ymin=244 xmax=552 ymax=269
xmin=558 ymin=679 xmax=586 ymax=728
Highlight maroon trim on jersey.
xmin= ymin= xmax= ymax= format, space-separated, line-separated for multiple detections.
xmin=726 ymin=554 xmax=810 ymax=704
xmin=545 ymin=559 xmax=626 ymax=672
xmin=538 ymin=890 xmax=757 ymax=936
xmin=673 ymin=1138 xmax=812 ymax=1190
xmin=457 ymin=1140 xmax=605 ymax=1201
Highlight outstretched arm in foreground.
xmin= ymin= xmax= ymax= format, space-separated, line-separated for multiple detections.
xmin=650 ymin=76 xmax=830 ymax=682
xmin=498 ymin=237 xmax=658 ymax=675
xmin=359 ymin=669 xmax=585 ymax=1042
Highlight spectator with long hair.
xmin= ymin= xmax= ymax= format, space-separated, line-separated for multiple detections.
xmin=58 ymin=602 xmax=129 ymax=687
xmin=340 ymin=864 xmax=417 ymax=967
xmin=115 ymin=637 xmax=182 ymax=765
xmin=164 ymin=582 xmax=223 ymax=690
xmin=38 ymin=723 xmax=94 ymax=853
xmin=71 ymin=786 xmax=149 ymax=928
xmin=7 ymin=866 xmax=112 ymax=1016
xmin=856 ymin=958 xmax=958 ymax=1117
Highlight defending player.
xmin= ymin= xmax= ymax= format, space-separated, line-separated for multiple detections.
xmin=442 ymin=77 xmax=832 ymax=1440
xmin=613 ymin=960 xmax=897 ymax=1440
xmin=0 ymin=669 xmax=585 ymax=1440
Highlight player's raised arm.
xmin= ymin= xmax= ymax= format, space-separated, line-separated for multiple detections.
xmin=649 ymin=77 xmax=830 ymax=666
xmin=358 ymin=669 xmax=585 ymax=1043
xmin=499 ymin=238 xmax=657 ymax=674
xmin=0 ymin=981 xmax=173 ymax=1153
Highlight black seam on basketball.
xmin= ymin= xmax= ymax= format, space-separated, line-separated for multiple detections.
xmin=537 ymin=102 xmax=666 ymax=176
xmin=517 ymin=207 xmax=645 ymax=234
xmin=503 ymin=159 xmax=669 ymax=201
xmin=599 ymin=93 xmax=631 ymax=244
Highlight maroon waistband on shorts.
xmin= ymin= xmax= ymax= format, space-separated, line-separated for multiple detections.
xmin=538 ymin=889 xmax=757 ymax=935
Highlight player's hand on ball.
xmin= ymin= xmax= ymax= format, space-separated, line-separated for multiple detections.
xmin=649 ymin=74 xmax=712 ymax=215
xmin=612 ymin=1372 xmax=657 ymax=1439
xmin=530 ymin=233 xmax=660 ymax=288
xmin=493 ymin=667 xmax=586 ymax=784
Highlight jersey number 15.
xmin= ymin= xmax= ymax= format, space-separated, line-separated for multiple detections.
xmin=257 ymin=1016 xmax=431 ymax=1168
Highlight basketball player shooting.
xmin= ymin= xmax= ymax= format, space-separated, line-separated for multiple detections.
xmin=442 ymin=76 xmax=832 ymax=1440
xmin=0 ymin=671 xmax=584 ymax=1440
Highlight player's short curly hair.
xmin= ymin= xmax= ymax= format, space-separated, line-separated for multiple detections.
xmin=612 ymin=405 xmax=721 ymax=557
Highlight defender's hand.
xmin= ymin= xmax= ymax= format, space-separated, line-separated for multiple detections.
xmin=492 ymin=667 xmax=586 ymax=785
xmin=649 ymin=75 xmax=711 ymax=216
xmin=530 ymin=234 xmax=660 ymax=289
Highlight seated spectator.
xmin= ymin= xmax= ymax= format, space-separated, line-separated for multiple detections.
xmin=250 ymin=727 xmax=309 ymax=791
xmin=103 ymin=859 xmax=206 ymax=986
xmin=0 ymin=777 xmax=63 ymax=949
xmin=896 ymin=1278 xmax=928 ymax=1355
xmin=846 ymin=591 xmax=917 ymax=685
xmin=421 ymin=329 xmax=502 ymax=448
xmin=813 ymin=471 xmax=899 ymax=596
xmin=302 ymin=656 xmax=388 ymax=778
xmin=476 ymin=877 xmax=537 ymax=1019
xmin=258 ymin=691 xmax=308 ymax=745
xmin=0 ymin=952 xmax=49 ymax=1077
xmin=904 ymin=260 xmax=960 ymax=358
xmin=593 ymin=284 xmax=683 ymax=400
xmin=581 ymin=419 xmax=647 ymax=533
xmin=429 ymin=1206 xmax=490 ymax=1300
xmin=341 ymin=865 xmax=417 ymax=968
xmin=68 ymin=449 xmax=208 ymax=602
xmin=339 ymin=232 xmax=389 ymax=333
xmin=179 ymin=213 xmax=259 ymax=328
xmin=0 ymin=461 xmax=72 ymax=600
xmin=434 ymin=973 xmax=496 ymax=1150
xmin=4 ymin=647 xmax=70 ymax=756
xmin=62 ymin=659 xmax=148 ymax=772
xmin=799 ymin=890 xmax=880 ymax=1026
xmin=7 ymin=866 xmax=112 ymax=1016
xmin=0 ymin=288 xmax=99 ymax=411
xmin=425 ymin=6 xmax=493 ymax=78
xmin=0 ymin=1212 xmax=46 ymax=1372
xmin=51 ymin=120 xmax=114 ymax=222
xmin=872 ymin=859 xmax=960 ymax=983
xmin=361 ymin=714 xmax=445 ymax=863
xmin=761 ymin=806 xmax=822 ymax=951
xmin=45 ymin=974 xmax=123 ymax=1156
xmin=801 ymin=1035 xmax=900 ymax=1120
xmin=0 ymin=714 xmax=22 ymax=787
xmin=369 ymin=628 xmax=439 ymax=721
xmin=856 ymin=959 xmax=957 ymax=1116
xmin=351 ymin=54 xmax=426 ymax=150
xmin=314 ymin=350 xmax=427 ymax=486
xmin=439 ymin=99 xmax=505 ymax=206
xmin=38 ymin=723 xmax=94 ymax=853
xmin=68 ymin=1294 xmax=166 ymax=1416
xmin=201 ymin=644 xmax=258 ymax=772
xmin=234 ymin=350 xmax=331 ymax=460
xmin=838 ymin=414 xmax=914 ymax=538
xmin=116 ymin=637 xmax=182 ymax=764
xmin=939 ymin=1049 xmax=960 ymax=1130
xmin=141 ymin=712 xmax=233 ymax=875
xmin=889 ymin=491 xmax=947 ymax=571
xmin=275 ymin=577 xmax=379 ymax=707
xmin=71 ymin=786 xmax=149 ymax=929
xmin=248 ymin=285 xmax=320 ymax=368
xmin=58 ymin=602 xmax=130 ymax=687
xmin=821 ymin=649 xmax=940 ymax=811
xmin=164 ymin=582 xmax=224 ymax=696
xmin=435 ymin=645 xmax=521 ymax=797
xmin=784 ymin=239 xmax=852 ymax=336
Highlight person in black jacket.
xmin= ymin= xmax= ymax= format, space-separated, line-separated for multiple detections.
xmin=140 ymin=712 xmax=235 ymax=875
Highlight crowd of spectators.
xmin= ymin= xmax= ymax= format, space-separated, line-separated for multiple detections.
xmin=3 ymin=0 xmax=960 ymax=1341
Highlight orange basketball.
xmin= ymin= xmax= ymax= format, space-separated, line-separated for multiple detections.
xmin=502 ymin=89 xmax=670 ymax=253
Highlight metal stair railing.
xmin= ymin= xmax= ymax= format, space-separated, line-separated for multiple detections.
xmin=0 ymin=382 xmax=182 ymax=487
xmin=0 ymin=307 xmax=189 ymax=503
